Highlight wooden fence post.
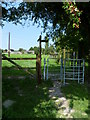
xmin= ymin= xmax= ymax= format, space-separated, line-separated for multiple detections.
xmin=44 ymin=58 xmax=46 ymax=80
xmin=8 ymin=32 xmax=10 ymax=57
xmin=36 ymin=54 xmax=41 ymax=84
xmin=37 ymin=35 xmax=48 ymax=83
xmin=64 ymin=59 xmax=66 ymax=85
xmin=60 ymin=57 xmax=63 ymax=81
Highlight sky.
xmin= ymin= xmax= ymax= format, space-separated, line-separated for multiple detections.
xmin=0 ymin=2 xmax=54 ymax=51
xmin=1 ymin=21 xmax=53 ymax=50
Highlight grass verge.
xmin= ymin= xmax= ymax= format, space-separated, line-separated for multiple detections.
xmin=61 ymin=81 xmax=88 ymax=118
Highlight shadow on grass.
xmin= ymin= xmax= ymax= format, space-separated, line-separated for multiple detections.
xmin=2 ymin=77 xmax=58 ymax=119
xmin=61 ymin=64 xmax=89 ymax=119
xmin=2 ymin=64 xmax=58 ymax=118
xmin=85 ymin=66 xmax=90 ymax=118
xmin=2 ymin=66 xmax=36 ymax=77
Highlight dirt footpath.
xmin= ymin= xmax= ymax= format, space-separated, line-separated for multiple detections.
xmin=49 ymin=81 xmax=74 ymax=118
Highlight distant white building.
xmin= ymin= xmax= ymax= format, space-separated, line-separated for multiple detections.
xmin=27 ymin=50 xmax=34 ymax=54
xmin=11 ymin=51 xmax=22 ymax=54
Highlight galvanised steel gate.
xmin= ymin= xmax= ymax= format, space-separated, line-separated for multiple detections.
xmin=63 ymin=59 xmax=85 ymax=85
xmin=44 ymin=57 xmax=85 ymax=84
xmin=43 ymin=57 xmax=61 ymax=80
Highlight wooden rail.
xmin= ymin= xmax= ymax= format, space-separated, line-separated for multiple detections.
xmin=2 ymin=57 xmax=37 ymax=60
xmin=2 ymin=54 xmax=35 ymax=78
xmin=2 ymin=54 xmax=42 ymax=84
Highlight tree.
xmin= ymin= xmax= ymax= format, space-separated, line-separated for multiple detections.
xmin=4 ymin=49 xmax=7 ymax=52
xmin=18 ymin=48 xmax=23 ymax=52
xmin=41 ymin=48 xmax=45 ymax=54
xmin=1 ymin=2 xmax=90 ymax=69
xmin=3 ymin=2 xmax=90 ymax=54
xmin=49 ymin=44 xmax=55 ymax=54
xmin=18 ymin=48 xmax=26 ymax=54
xmin=29 ymin=47 xmax=34 ymax=51
xmin=33 ymin=46 xmax=39 ymax=54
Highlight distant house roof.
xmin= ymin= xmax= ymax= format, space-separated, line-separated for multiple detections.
xmin=27 ymin=50 xmax=34 ymax=54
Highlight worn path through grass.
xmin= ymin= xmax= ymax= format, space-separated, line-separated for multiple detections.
xmin=48 ymin=80 xmax=88 ymax=118
xmin=48 ymin=81 xmax=74 ymax=118
xmin=61 ymin=81 xmax=88 ymax=118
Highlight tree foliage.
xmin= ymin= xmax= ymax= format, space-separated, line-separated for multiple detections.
xmin=1 ymin=2 xmax=90 ymax=61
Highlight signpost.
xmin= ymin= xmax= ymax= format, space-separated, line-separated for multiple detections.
xmin=37 ymin=35 xmax=48 ymax=84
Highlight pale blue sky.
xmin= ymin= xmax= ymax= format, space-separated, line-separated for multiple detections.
xmin=1 ymin=21 xmax=53 ymax=50
xmin=1 ymin=2 xmax=54 ymax=51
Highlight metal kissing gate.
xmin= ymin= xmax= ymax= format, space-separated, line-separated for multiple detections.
xmin=44 ymin=58 xmax=61 ymax=81
xmin=43 ymin=58 xmax=85 ymax=84
xmin=63 ymin=59 xmax=85 ymax=84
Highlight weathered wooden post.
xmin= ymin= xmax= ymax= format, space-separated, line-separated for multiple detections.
xmin=36 ymin=54 xmax=41 ymax=84
xmin=63 ymin=48 xmax=65 ymax=66
xmin=60 ymin=57 xmax=63 ymax=81
xmin=37 ymin=35 xmax=48 ymax=83
xmin=44 ymin=58 xmax=46 ymax=80
xmin=39 ymin=35 xmax=41 ymax=63
xmin=67 ymin=50 xmax=69 ymax=66
xmin=8 ymin=32 xmax=10 ymax=57
xmin=37 ymin=35 xmax=42 ymax=84
xmin=64 ymin=59 xmax=66 ymax=85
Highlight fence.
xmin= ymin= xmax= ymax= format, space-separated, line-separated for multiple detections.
xmin=44 ymin=57 xmax=85 ymax=84
xmin=2 ymin=54 xmax=42 ymax=84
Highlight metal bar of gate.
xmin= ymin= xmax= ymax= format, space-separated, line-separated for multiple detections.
xmin=64 ymin=58 xmax=85 ymax=84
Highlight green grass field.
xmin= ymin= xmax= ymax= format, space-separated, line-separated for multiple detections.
xmin=2 ymin=54 xmax=40 ymax=76
xmin=2 ymin=54 xmax=59 ymax=77
xmin=2 ymin=53 xmax=89 ymax=118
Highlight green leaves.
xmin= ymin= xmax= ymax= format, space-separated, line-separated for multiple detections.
xmin=34 ymin=100 xmax=57 ymax=118
xmin=63 ymin=2 xmax=82 ymax=28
